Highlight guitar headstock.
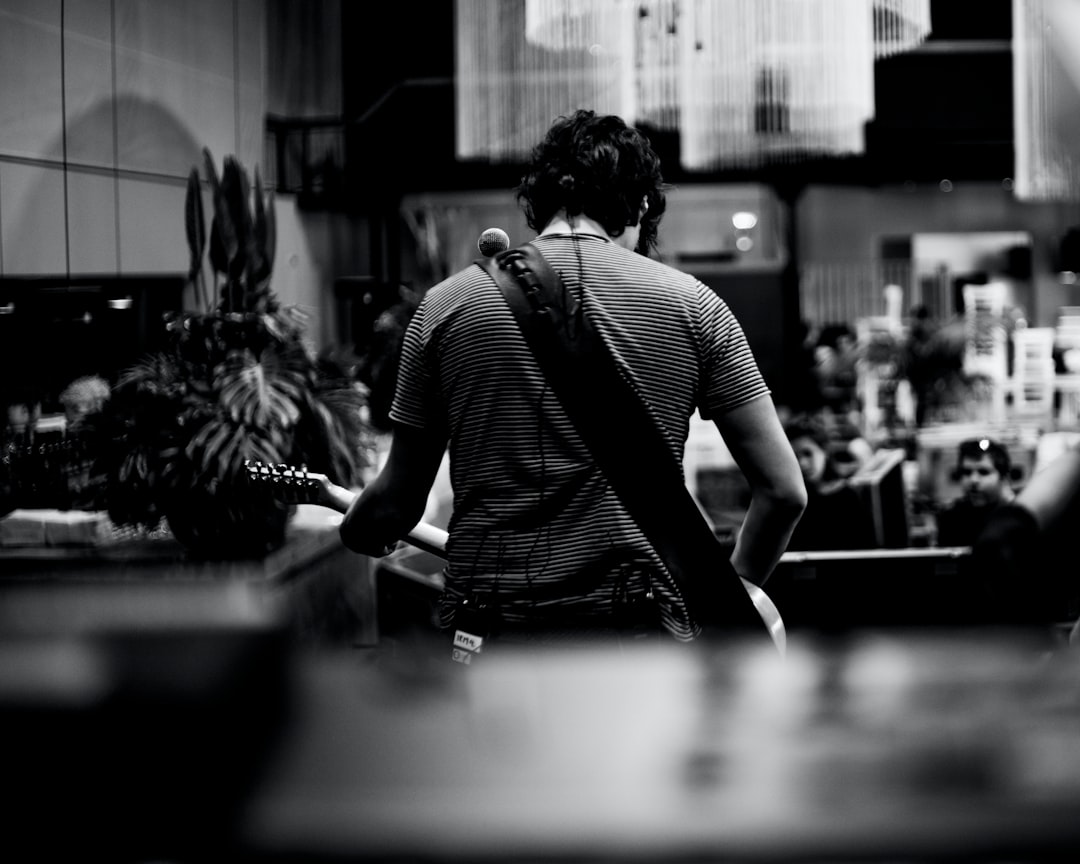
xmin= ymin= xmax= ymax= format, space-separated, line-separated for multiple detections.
xmin=244 ymin=460 xmax=331 ymax=507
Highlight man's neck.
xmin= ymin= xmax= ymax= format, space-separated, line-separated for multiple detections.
xmin=539 ymin=213 xmax=611 ymax=240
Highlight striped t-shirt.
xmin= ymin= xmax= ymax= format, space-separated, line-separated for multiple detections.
xmin=390 ymin=232 xmax=769 ymax=640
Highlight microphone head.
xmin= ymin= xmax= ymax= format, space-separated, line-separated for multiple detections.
xmin=478 ymin=227 xmax=510 ymax=257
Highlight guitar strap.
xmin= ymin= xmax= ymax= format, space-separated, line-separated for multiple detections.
xmin=477 ymin=243 xmax=765 ymax=636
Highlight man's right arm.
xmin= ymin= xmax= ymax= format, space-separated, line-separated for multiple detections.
xmin=712 ymin=395 xmax=807 ymax=586
xmin=339 ymin=422 xmax=448 ymax=558
xmin=1014 ymin=441 xmax=1080 ymax=530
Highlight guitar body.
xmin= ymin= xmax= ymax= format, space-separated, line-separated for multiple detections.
xmin=245 ymin=460 xmax=786 ymax=653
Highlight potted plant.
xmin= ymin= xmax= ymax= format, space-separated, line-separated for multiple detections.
xmin=85 ymin=149 xmax=368 ymax=558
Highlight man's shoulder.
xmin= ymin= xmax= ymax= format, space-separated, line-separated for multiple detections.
xmin=532 ymin=237 xmax=701 ymax=285
xmin=605 ymin=243 xmax=701 ymax=285
xmin=421 ymin=262 xmax=495 ymax=307
xmin=434 ymin=261 xmax=490 ymax=291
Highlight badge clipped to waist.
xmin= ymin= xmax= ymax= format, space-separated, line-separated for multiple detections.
xmin=450 ymin=597 xmax=493 ymax=665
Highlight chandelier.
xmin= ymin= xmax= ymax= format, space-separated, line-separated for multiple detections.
xmin=1013 ymin=0 xmax=1080 ymax=200
xmin=455 ymin=0 xmax=931 ymax=170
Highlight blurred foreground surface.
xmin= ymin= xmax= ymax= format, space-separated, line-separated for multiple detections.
xmin=4 ymin=591 xmax=1080 ymax=862
xmin=238 ymin=631 xmax=1080 ymax=862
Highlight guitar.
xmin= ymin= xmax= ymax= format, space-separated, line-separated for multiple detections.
xmin=244 ymin=460 xmax=786 ymax=653
xmin=244 ymin=460 xmax=448 ymax=557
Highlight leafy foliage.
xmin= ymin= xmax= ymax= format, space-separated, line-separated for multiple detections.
xmin=86 ymin=150 xmax=368 ymax=555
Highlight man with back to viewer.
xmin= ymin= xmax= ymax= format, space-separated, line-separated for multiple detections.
xmin=339 ymin=110 xmax=806 ymax=646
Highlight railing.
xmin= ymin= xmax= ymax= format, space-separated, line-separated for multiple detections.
xmin=263 ymin=78 xmax=458 ymax=209
xmin=798 ymin=259 xmax=956 ymax=328
xmin=264 ymin=115 xmax=348 ymax=205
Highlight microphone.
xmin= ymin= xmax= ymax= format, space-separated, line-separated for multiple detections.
xmin=477 ymin=227 xmax=510 ymax=257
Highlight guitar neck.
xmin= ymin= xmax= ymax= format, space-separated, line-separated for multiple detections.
xmin=320 ymin=478 xmax=449 ymax=559
xmin=318 ymin=478 xmax=360 ymax=515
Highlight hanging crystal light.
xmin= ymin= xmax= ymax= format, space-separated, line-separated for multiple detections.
xmin=678 ymin=0 xmax=877 ymax=170
xmin=873 ymin=0 xmax=933 ymax=58
xmin=1013 ymin=0 xmax=1080 ymax=200
xmin=456 ymin=0 xmax=634 ymax=162
xmin=524 ymin=0 xmax=618 ymax=49
xmin=455 ymin=0 xmax=930 ymax=170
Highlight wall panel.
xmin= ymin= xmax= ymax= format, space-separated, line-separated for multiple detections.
xmin=1 ymin=0 xmax=270 ymax=280
xmin=0 ymin=0 xmax=63 ymax=160
xmin=117 ymin=176 xmax=185 ymax=273
xmin=236 ymin=0 xmax=267 ymax=171
xmin=63 ymin=0 xmax=117 ymax=170
xmin=0 ymin=161 xmax=66 ymax=274
xmin=66 ymin=168 xmax=118 ymax=274
xmin=114 ymin=0 xmax=236 ymax=177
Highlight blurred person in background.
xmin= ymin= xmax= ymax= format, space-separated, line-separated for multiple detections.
xmin=784 ymin=415 xmax=876 ymax=551
xmin=965 ymin=438 xmax=1080 ymax=630
xmin=936 ymin=437 xmax=1016 ymax=548
xmin=813 ymin=323 xmax=860 ymax=418
xmin=822 ymin=412 xmax=875 ymax=482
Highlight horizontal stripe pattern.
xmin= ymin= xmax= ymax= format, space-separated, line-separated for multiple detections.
xmin=391 ymin=233 xmax=769 ymax=640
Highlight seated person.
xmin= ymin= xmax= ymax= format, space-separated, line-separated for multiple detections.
xmin=813 ymin=323 xmax=859 ymax=416
xmin=3 ymin=387 xmax=42 ymax=445
xmin=935 ymin=437 xmax=1016 ymax=547
xmin=826 ymin=422 xmax=875 ymax=482
xmin=784 ymin=416 xmax=876 ymax=551
xmin=1 ymin=388 xmax=43 ymax=516
xmin=964 ymin=439 xmax=1080 ymax=629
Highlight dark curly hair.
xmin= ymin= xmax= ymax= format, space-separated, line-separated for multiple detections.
xmin=958 ymin=438 xmax=1012 ymax=477
xmin=515 ymin=110 xmax=668 ymax=255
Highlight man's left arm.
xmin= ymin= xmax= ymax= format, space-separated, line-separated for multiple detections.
xmin=339 ymin=422 xmax=448 ymax=557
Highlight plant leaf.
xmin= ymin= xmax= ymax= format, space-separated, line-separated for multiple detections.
xmin=250 ymin=166 xmax=272 ymax=287
xmin=200 ymin=422 xmax=233 ymax=471
xmin=221 ymin=156 xmax=253 ymax=284
xmin=184 ymin=167 xmax=206 ymax=283
xmin=216 ymin=349 xmax=305 ymax=430
xmin=244 ymin=435 xmax=283 ymax=468
xmin=204 ymin=148 xmax=239 ymax=282
xmin=262 ymin=180 xmax=276 ymax=279
xmin=212 ymin=425 xmax=248 ymax=482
